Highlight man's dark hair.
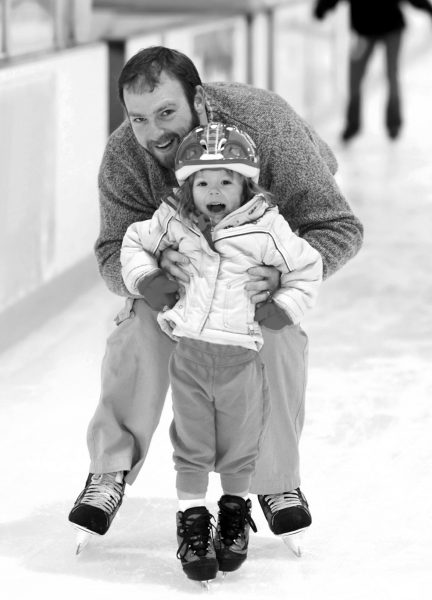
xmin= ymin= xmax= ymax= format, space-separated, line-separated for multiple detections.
xmin=118 ymin=46 xmax=203 ymax=108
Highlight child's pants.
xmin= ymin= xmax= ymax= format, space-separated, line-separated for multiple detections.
xmin=169 ymin=337 xmax=270 ymax=496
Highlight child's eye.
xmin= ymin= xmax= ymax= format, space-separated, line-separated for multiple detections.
xmin=196 ymin=181 xmax=207 ymax=187
xmin=221 ymin=179 xmax=232 ymax=185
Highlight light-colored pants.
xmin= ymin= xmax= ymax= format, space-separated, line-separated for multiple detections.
xmin=87 ymin=298 xmax=309 ymax=494
xmin=170 ymin=338 xmax=270 ymax=496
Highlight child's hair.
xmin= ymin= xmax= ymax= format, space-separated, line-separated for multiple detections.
xmin=175 ymin=170 xmax=274 ymax=221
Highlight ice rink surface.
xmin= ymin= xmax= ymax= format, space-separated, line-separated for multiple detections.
xmin=1 ymin=19 xmax=432 ymax=600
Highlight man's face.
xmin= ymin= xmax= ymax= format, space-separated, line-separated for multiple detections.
xmin=123 ymin=71 xmax=206 ymax=169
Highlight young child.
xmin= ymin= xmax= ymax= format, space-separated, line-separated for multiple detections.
xmin=120 ymin=123 xmax=323 ymax=584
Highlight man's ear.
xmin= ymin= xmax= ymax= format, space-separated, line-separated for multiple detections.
xmin=194 ymin=85 xmax=206 ymax=116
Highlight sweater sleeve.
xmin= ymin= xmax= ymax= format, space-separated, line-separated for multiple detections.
xmin=262 ymin=212 xmax=323 ymax=324
xmin=94 ymin=127 xmax=166 ymax=296
xmin=257 ymin=103 xmax=363 ymax=281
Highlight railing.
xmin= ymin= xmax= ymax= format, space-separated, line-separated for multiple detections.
xmin=0 ymin=0 xmax=92 ymax=60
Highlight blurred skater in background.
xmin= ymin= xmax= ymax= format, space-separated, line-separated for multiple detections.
xmin=313 ymin=0 xmax=432 ymax=141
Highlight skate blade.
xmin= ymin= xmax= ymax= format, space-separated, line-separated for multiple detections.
xmin=199 ymin=580 xmax=211 ymax=591
xmin=280 ymin=530 xmax=305 ymax=557
xmin=72 ymin=525 xmax=96 ymax=555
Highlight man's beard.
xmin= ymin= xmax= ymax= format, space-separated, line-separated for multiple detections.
xmin=148 ymin=107 xmax=201 ymax=170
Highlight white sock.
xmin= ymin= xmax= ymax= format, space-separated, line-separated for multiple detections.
xmin=178 ymin=498 xmax=206 ymax=512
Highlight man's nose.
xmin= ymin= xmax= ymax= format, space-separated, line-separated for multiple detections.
xmin=146 ymin=121 xmax=165 ymax=143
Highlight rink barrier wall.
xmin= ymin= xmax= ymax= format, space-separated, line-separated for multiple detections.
xmin=0 ymin=43 xmax=108 ymax=318
xmin=0 ymin=255 xmax=99 ymax=355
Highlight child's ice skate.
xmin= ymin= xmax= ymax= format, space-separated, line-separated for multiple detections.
xmin=258 ymin=488 xmax=311 ymax=557
xmin=214 ymin=495 xmax=257 ymax=574
xmin=68 ymin=471 xmax=125 ymax=554
xmin=176 ymin=506 xmax=218 ymax=589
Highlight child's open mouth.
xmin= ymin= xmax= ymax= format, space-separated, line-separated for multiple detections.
xmin=207 ymin=203 xmax=226 ymax=214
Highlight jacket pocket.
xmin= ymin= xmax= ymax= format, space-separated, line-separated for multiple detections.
xmin=114 ymin=297 xmax=136 ymax=326
xmin=223 ymin=279 xmax=255 ymax=333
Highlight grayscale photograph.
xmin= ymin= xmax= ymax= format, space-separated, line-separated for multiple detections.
xmin=1 ymin=1 xmax=431 ymax=599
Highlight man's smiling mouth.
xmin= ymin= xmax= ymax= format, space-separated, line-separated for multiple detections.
xmin=153 ymin=136 xmax=177 ymax=152
xmin=156 ymin=139 xmax=174 ymax=150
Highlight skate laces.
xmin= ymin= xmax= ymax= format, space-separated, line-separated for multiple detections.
xmin=218 ymin=499 xmax=257 ymax=545
xmin=177 ymin=510 xmax=215 ymax=559
xmin=80 ymin=472 xmax=124 ymax=514
xmin=263 ymin=489 xmax=305 ymax=513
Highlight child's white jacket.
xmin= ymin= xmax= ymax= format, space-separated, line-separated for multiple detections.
xmin=121 ymin=194 xmax=322 ymax=350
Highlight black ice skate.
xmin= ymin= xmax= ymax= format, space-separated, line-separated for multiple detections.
xmin=214 ymin=495 xmax=257 ymax=574
xmin=68 ymin=471 xmax=125 ymax=554
xmin=176 ymin=506 xmax=218 ymax=588
xmin=258 ymin=488 xmax=311 ymax=556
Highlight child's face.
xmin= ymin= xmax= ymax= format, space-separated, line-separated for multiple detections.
xmin=192 ymin=169 xmax=244 ymax=225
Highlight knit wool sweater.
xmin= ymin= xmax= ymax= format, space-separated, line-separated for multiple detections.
xmin=96 ymin=81 xmax=364 ymax=297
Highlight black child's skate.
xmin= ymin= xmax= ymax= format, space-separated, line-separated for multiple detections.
xmin=176 ymin=506 xmax=218 ymax=587
xmin=258 ymin=488 xmax=311 ymax=556
xmin=68 ymin=472 xmax=125 ymax=554
xmin=214 ymin=495 xmax=257 ymax=574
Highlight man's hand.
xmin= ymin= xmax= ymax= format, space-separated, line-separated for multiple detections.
xmin=137 ymin=270 xmax=179 ymax=311
xmin=160 ymin=246 xmax=190 ymax=284
xmin=245 ymin=265 xmax=281 ymax=305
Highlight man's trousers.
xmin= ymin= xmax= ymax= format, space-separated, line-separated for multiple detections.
xmin=87 ymin=298 xmax=309 ymax=494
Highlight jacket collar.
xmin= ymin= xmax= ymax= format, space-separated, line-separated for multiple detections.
xmin=212 ymin=194 xmax=270 ymax=231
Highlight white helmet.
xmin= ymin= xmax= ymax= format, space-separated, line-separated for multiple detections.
xmin=175 ymin=122 xmax=260 ymax=185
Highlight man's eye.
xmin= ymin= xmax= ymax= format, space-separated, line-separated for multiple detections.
xmin=161 ymin=109 xmax=174 ymax=117
xmin=132 ymin=117 xmax=145 ymax=124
